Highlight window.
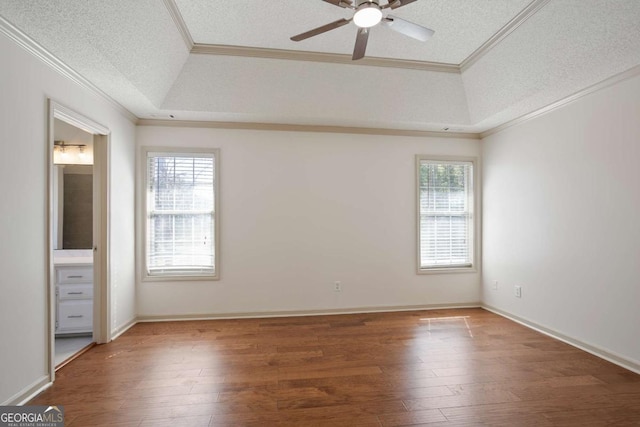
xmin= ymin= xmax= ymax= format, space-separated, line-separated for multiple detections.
xmin=143 ymin=148 xmax=219 ymax=280
xmin=417 ymin=156 xmax=475 ymax=272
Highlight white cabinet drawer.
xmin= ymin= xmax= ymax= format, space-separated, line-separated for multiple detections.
xmin=55 ymin=264 xmax=94 ymax=335
xmin=57 ymin=300 xmax=93 ymax=332
xmin=57 ymin=267 xmax=93 ymax=284
xmin=58 ymin=283 xmax=93 ymax=300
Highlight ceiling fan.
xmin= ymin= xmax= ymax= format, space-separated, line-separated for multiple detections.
xmin=290 ymin=0 xmax=434 ymax=60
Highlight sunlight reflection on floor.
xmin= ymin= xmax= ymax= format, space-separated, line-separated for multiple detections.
xmin=420 ymin=316 xmax=474 ymax=338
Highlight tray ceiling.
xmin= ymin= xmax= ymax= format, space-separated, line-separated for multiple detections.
xmin=174 ymin=0 xmax=531 ymax=64
xmin=1 ymin=0 xmax=639 ymax=133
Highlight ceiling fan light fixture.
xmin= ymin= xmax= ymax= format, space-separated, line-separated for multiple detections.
xmin=353 ymin=4 xmax=382 ymax=28
xmin=290 ymin=0 xmax=433 ymax=61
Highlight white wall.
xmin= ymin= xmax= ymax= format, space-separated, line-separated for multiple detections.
xmin=0 ymin=32 xmax=136 ymax=404
xmin=482 ymin=72 xmax=640 ymax=367
xmin=136 ymin=126 xmax=481 ymax=317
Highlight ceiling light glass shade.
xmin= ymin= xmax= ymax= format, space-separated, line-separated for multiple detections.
xmin=353 ymin=5 xmax=382 ymax=28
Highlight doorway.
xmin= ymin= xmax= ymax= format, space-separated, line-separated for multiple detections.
xmin=48 ymin=101 xmax=110 ymax=379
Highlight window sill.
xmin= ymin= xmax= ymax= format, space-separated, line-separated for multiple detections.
xmin=417 ymin=266 xmax=477 ymax=275
xmin=142 ymin=273 xmax=219 ymax=282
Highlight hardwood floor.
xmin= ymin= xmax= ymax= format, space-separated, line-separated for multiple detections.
xmin=29 ymin=308 xmax=640 ymax=426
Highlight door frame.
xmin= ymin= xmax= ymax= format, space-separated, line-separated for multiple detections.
xmin=47 ymin=100 xmax=111 ymax=382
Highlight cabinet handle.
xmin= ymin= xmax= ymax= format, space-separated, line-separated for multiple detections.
xmin=68 ymin=275 xmax=84 ymax=279
xmin=67 ymin=292 xmax=84 ymax=295
xmin=67 ymin=315 xmax=84 ymax=318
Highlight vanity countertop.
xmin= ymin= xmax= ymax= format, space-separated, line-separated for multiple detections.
xmin=53 ymin=250 xmax=93 ymax=266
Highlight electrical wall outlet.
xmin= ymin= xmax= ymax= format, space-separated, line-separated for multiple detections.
xmin=492 ymin=280 xmax=498 ymax=290
xmin=334 ymin=281 xmax=342 ymax=292
xmin=514 ymin=285 xmax=522 ymax=298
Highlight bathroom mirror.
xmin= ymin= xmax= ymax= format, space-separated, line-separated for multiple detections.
xmin=52 ymin=119 xmax=94 ymax=250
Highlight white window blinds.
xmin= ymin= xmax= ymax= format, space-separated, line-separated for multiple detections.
xmin=146 ymin=151 xmax=216 ymax=277
xmin=418 ymin=159 xmax=474 ymax=269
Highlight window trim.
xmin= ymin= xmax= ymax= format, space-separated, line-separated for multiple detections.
xmin=140 ymin=146 xmax=220 ymax=282
xmin=415 ymin=155 xmax=479 ymax=275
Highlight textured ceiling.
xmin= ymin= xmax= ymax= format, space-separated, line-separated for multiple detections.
xmin=175 ymin=0 xmax=531 ymax=64
xmin=463 ymin=0 xmax=640 ymax=130
xmin=1 ymin=0 xmax=639 ymax=133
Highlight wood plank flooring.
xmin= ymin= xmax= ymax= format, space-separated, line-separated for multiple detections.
xmin=29 ymin=308 xmax=640 ymax=426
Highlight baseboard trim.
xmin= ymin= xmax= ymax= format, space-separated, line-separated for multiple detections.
xmin=482 ymin=305 xmax=640 ymax=375
xmin=110 ymin=317 xmax=138 ymax=340
xmin=137 ymin=303 xmax=482 ymax=323
xmin=3 ymin=318 xmax=137 ymax=405
xmin=2 ymin=376 xmax=51 ymax=406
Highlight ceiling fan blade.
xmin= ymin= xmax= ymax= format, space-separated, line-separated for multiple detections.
xmin=352 ymin=27 xmax=369 ymax=60
xmin=290 ymin=18 xmax=352 ymax=42
xmin=322 ymin=0 xmax=354 ymax=8
xmin=385 ymin=0 xmax=418 ymax=9
xmin=383 ymin=16 xmax=434 ymax=42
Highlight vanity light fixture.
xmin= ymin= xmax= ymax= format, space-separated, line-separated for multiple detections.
xmin=53 ymin=140 xmax=93 ymax=165
xmin=54 ymin=140 xmax=87 ymax=150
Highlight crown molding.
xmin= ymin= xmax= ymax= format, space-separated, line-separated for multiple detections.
xmin=169 ymin=0 xmax=551 ymax=74
xmin=0 ymin=15 xmax=137 ymax=124
xmin=191 ymin=43 xmax=460 ymax=73
xmin=137 ymin=118 xmax=481 ymax=139
xmin=480 ymin=64 xmax=640 ymax=138
xmin=163 ymin=0 xmax=194 ymax=50
xmin=137 ymin=62 xmax=640 ymax=140
xmin=460 ymin=0 xmax=551 ymax=72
